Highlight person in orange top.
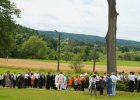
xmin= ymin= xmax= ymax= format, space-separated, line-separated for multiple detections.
xmin=68 ymin=77 xmax=73 ymax=90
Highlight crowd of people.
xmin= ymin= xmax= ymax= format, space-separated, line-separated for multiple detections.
xmin=0 ymin=71 xmax=140 ymax=97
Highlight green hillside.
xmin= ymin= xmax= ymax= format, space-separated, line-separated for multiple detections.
xmin=38 ymin=30 xmax=140 ymax=49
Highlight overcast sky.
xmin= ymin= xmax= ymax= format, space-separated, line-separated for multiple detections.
xmin=12 ymin=0 xmax=140 ymax=41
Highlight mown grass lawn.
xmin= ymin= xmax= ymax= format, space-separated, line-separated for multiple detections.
xmin=0 ymin=88 xmax=140 ymax=100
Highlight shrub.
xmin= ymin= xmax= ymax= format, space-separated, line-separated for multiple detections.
xmin=116 ymin=81 xmax=129 ymax=91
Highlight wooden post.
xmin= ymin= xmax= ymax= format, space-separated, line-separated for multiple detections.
xmin=55 ymin=30 xmax=60 ymax=72
xmin=93 ymin=46 xmax=96 ymax=72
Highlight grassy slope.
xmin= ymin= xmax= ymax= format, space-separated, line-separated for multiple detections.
xmin=0 ymin=88 xmax=140 ymax=100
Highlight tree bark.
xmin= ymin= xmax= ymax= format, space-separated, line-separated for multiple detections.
xmin=106 ymin=0 xmax=118 ymax=74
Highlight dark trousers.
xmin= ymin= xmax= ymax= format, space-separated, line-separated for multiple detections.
xmin=137 ymin=81 xmax=140 ymax=92
xmin=34 ymin=79 xmax=38 ymax=88
xmin=129 ymin=80 xmax=134 ymax=92
xmin=81 ymin=81 xmax=85 ymax=91
xmin=78 ymin=84 xmax=81 ymax=90
xmin=46 ymin=82 xmax=50 ymax=90
xmin=18 ymin=81 xmax=23 ymax=89
xmin=74 ymin=85 xmax=78 ymax=91
xmin=24 ymin=79 xmax=28 ymax=88
xmin=0 ymin=80 xmax=3 ymax=87
xmin=99 ymin=87 xmax=104 ymax=95
xmin=13 ymin=80 xmax=16 ymax=88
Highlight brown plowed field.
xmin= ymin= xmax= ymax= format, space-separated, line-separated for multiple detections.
xmin=0 ymin=58 xmax=140 ymax=73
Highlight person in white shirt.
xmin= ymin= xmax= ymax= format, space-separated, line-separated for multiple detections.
xmin=117 ymin=72 xmax=122 ymax=81
xmin=13 ymin=72 xmax=17 ymax=88
xmin=137 ymin=73 xmax=140 ymax=92
xmin=31 ymin=74 xmax=35 ymax=88
xmin=55 ymin=74 xmax=59 ymax=89
xmin=0 ymin=73 xmax=4 ymax=87
xmin=24 ymin=73 xmax=29 ymax=88
xmin=57 ymin=72 xmax=64 ymax=90
xmin=62 ymin=75 xmax=67 ymax=90
xmin=89 ymin=75 xmax=97 ymax=97
xmin=34 ymin=72 xmax=40 ymax=88
xmin=110 ymin=72 xmax=117 ymax=95
xmin=103 ymin=73 xmax=107 ymax=81
xmin=128 ymin=72 xmax=136 ymax=92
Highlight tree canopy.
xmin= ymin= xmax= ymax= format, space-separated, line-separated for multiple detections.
xmin=0 ymin=0 xmax=20 ymax=56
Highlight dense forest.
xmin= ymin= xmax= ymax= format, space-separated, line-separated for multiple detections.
xmin=0 ymin=25 xmax=140 ymax=62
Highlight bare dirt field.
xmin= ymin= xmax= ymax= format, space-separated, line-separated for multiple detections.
xmin=0 ymin=58 xmax=140 ymax=73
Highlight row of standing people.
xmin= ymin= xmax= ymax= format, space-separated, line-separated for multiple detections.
xmin=0 ymin=71 xmax=140 ymax=94
xmin=0 ymin=71 xmax=88 ymax=91
xmin=88 ymin=72 xmax=140 ymax=97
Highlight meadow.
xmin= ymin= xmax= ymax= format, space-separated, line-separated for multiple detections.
xmin=34 ymin=59 xmax=140 ymax=67
xmin=0 ymin=88 xmax=140 ymax=100
xmin=0 ymin=58 xmax=140 ymax=100
xmin=0 ymin=58 xmax=140 ymax=74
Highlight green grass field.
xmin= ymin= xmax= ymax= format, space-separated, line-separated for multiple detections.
xmin=82 ymin=60 xmax=140 ymax=67
xmin=0 ymin=67 xmax=80 ymax=76
xmin=0 ymin=67 xmax=32 ymax=74
xmin=0 ymin=59 xmax=140 ymax=100
xmin=0 ymin=88 xmax=140 ymax=100
xmin=33 ymin=59 xmax=140 ymax=67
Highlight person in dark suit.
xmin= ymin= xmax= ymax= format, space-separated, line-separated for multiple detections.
xmin=137 ymin=73 xmax=140 ymax=92
xmin=99 ymin=76 xmax=105 ymax=95
xmin=38 ymin=73 xmax=44 ymax=89
xmin=50 ymin=72 xmax=55 ymax=89
xmin=17 ymin=74 xmax=24 ymax=89
xmin=46 ymin=72 xmax=51 ymax=90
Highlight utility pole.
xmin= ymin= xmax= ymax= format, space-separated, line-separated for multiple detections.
xmin=55 ymin=30 xmax=60 ymax=72
xmin=93 ymin=45 xmax=97 ymax=72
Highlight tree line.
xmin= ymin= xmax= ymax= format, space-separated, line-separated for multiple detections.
xmin=0 ymin=24 xmax=139 ymax=62
xmin=0 ymin=0 xmax=140 ymax=62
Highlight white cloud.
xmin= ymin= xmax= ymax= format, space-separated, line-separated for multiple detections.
xmin=12 ymin=0 xmax=140 ymax=41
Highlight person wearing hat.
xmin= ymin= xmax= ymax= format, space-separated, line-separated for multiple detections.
xmin=110 ymin=72 xmax=117 ymax=96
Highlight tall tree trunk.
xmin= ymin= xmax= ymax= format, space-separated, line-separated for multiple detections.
xmin=106 ymin=0 xmax=118 ymax=74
